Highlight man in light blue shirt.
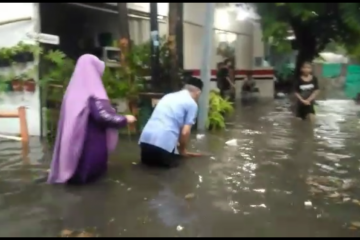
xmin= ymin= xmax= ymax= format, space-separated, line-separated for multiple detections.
xmin=139 ymin=77 xmax=203 ymax=168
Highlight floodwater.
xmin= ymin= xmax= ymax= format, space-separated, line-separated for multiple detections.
xmin=1 ymin=99 xmax=360 ymax=237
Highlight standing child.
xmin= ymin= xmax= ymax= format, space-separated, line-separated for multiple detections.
xmin=294 ymin=61 xmax=320 ymax=122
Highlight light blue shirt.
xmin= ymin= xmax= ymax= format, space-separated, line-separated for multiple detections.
xmin=139 ymin=90 xmax=198 ymax=152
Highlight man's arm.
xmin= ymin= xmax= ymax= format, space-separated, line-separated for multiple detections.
xmin=178 ymin=103 xmax=198 ymax=155
xmin=226 ymin=77 xmax=236 ymax=88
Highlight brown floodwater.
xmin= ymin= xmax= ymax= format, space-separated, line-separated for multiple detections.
xmin=1 ymin=99 xmax=360 ymax=237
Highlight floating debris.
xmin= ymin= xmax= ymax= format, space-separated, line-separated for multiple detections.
xmin=60 ymin=229 xmax=94 ymax=238
xmin=342 ymin=179 xmax=356 ymax=190
xmin=253 ymin=189 xmax=266 ymax=193
xmin=60 ymin=229 xmax=73 ymax=237
xmin=250 ymin=204 xmax=266 ymax=208
xmin=329 ymin=192 xmax=340 ymax=198
xmin=225 ymin=139 xmax=237 ymax=146
xmin=76 ymin=231 xmax=93 ymax=237
xmin=304 ymin=201 xmax=312 ymax=207
xmin=185 ymin=193 xmax=195 ymax=200
xmin=176 ymin=225 xmax=184 ymax=231
xmin=196 ymin=134 xmax=205 ymax=140
xmin=351 ymin=222 xmax=360 ymax=228
xmin=352 ymin=199 xmax=360 ymax=206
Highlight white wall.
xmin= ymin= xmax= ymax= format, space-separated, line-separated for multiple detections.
xmin=0 ymin=3 xmax=41 ymax=136
xmin=183 ymin=3 xmax=273 ymax=98
xmin=184 ymin=3 xmax=254 ymax=72
xmin=100 ymin=3 xmax=274 ymax=98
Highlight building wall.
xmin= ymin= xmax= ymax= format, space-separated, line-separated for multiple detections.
xmin=107 ymin=3 xmax=274 ymax=98
xmin=46 ymin=3 xmax=273 ymax=99
xmin=0 ymin=3 xmax=41 ymax=136
xmin=183 ymin=3 xmax=274 ymax=98
xmin=0 ymin=3 xmax=274 ymax=136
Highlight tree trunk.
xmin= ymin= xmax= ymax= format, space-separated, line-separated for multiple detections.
xmin=168 ymin=3 xmax=181 ymax=90
xmin=291 ymin=20 xmax=317 ymax=78
xmin=117 ymin=3 xmax=131 ymax=72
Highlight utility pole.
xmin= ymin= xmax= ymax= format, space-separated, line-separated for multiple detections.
xmin=168 ymin=3 xmax=180 ymax=91
xmin=197 ymin=3 xmax=215 ymax=131
xmin=150 ymin=3 xmax=160 ymax=91
xmin=176 ymin=3 xmax=184 ymax=70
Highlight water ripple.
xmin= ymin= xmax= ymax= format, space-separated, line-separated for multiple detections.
xmin=0 ymin=100 xmax=359 ymax=237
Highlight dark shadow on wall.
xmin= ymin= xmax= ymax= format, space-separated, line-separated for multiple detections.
xmin=39 ymin=3 xmax=120 ymax=60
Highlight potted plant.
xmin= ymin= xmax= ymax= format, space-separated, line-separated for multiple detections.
xmin=11 ymin=78 xmax=24 ymax=92
xmin=3 ymin=67 xmax=22 ymax=92
xmin=0 ymin=74 xmax=12 ymax=93
xmin=13 ymin=42 xmax=35 ymax=63
xmin=24 ymin=79 xmax=36 ymax=92
xmin=0 ymin=47 xmax=12 ymax=67
xmin=206 ymin=89 xmax=234 ymax=130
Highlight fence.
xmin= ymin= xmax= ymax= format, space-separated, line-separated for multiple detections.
xmin=313 ymin=63 xmax=360 ymax=100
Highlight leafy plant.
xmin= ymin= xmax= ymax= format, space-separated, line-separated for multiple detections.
xmin=117 ymin=35 xmax=184 ymax=94
xmin=206 ymin=89 xmax=234 ymax=130
xmin=102 ymin=36 xmax=177 ymax=102
xmin=276 ymin=64 xmax=295 ymax=82
xmin=102 ymin=67 xmax=145 ymax=102
xmin=37 ymin=49 xmax=75 ymax=145
xmin=40 ymin=49 xmax=74 ymax=86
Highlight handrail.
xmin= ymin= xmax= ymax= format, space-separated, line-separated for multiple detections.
xmin=0 ymin=106 xmax=29 ymax=142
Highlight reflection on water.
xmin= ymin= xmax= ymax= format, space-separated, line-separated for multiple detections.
xmin=1 ymin=99 xmax=360 ymax=237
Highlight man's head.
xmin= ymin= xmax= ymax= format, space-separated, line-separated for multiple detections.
xmin=301 ymin=61 xmax=312 ymax=76
xmin=184 ymin=77 xmax=203 ymax=101
xmin=224 ymin=59 xmax=232 ymax=68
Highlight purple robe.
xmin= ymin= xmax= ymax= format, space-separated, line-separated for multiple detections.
xmin=68 ymin=97 xmax=127 ymax=184
xmin=48 ymin=54 xmax=121 ymax=184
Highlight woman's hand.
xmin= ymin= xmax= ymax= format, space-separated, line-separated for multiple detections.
xmin=125 ymin=115 xmax=137 ymax=123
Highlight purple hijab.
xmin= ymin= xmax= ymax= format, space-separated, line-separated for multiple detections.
xmin=47 ymin=54 xmax=118 ymax=184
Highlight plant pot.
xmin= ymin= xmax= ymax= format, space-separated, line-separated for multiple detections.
xmin=24 ymin=79 xmax=36 ymax=92
xmin=13 ymin=52 xmax=34 ymax=63
xmin=11 ymin=79 xmax=24 ymax=92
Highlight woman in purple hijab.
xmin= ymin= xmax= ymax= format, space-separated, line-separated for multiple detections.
xmin=48 ymin=54 xmax=136 ymax=184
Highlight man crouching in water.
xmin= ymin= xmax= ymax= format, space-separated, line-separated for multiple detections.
xmin=138 ymin=77 xmax=203 ymax=168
